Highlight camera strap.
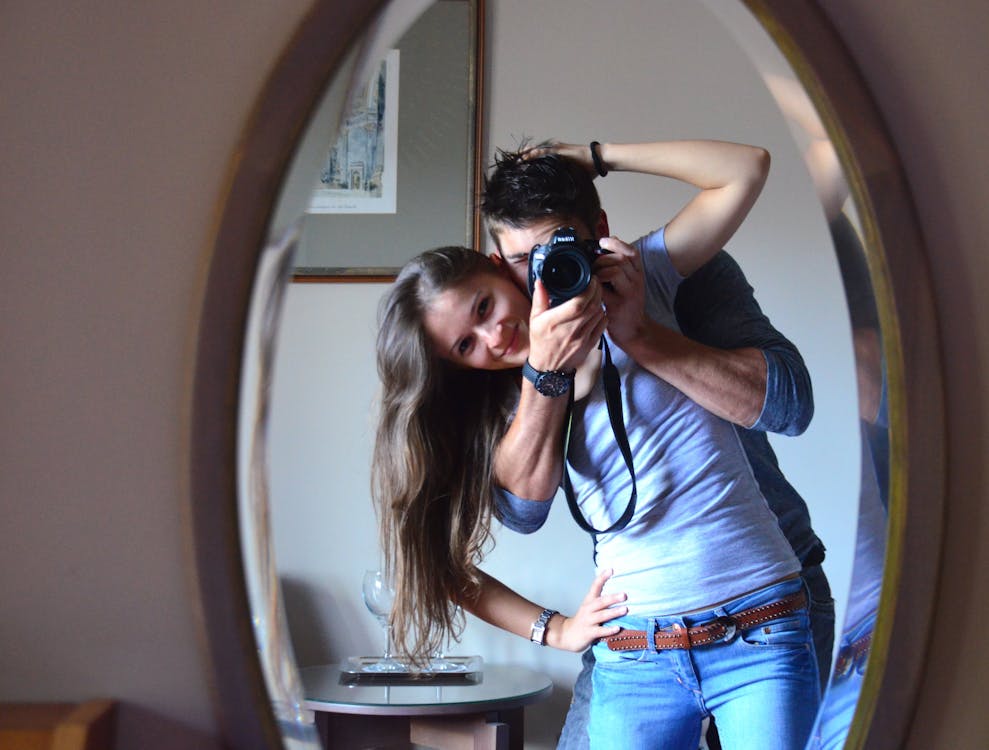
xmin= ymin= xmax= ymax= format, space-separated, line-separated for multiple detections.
xmin=561 ymin=336 xmax=637 ymax=536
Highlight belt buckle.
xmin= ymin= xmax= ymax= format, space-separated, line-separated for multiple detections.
xmin=833 ymin=648 xmax=854 ymax=681
xmin=715 ymin=615 xmax=737 ymax=643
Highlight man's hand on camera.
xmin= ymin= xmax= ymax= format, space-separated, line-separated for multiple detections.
xmin=527 ymin=277 xmax=607 ymax=373
xmin=595 ymin=236 xmax=649 ymax=349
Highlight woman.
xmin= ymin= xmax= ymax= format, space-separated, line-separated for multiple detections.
xmin=373 ymin=139 xmax=820 ymax=749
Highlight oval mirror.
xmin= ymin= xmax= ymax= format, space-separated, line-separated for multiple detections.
xmin=190 ymin=1 xmax=944 ymax=749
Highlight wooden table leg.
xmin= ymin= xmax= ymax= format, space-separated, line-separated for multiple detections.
xmin=315 ymin=711 xmax=411 ymax=749
xmin=494 ymin=707 xmax=524 ymax=750
xmin=313 ymin=705 xmax=528 ymax=749
xmin=410 ymin=715 xmax=508 ymax=750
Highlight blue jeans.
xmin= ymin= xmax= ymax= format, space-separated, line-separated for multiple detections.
xmin=558 ymin=569 xmax=833 ymax=749
xmin=803 ymin=564 xmax=835 ymax=690
xmin=806 ymin=613 xmax=875 ymax=750
xmin=585 ymin=578 xmax=819 ymax=750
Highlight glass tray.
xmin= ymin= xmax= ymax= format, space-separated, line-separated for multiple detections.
xmin=338 ymin=655 xmax=484 ymax=686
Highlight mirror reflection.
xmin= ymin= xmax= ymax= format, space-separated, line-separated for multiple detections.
xmin=248 ymin=1 xmax=888 ymax=747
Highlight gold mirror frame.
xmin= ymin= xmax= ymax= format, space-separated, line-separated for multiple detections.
xmin=189 ymin=1 xmax=944 ymax=748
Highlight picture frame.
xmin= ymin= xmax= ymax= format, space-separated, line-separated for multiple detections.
xmin=291 ymin=0 xmax=483 ymax=281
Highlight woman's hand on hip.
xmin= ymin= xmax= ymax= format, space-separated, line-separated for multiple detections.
xmin=548 ymin=568 xmax=628 ymax=652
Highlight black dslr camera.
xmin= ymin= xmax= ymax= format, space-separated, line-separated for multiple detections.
xmin=527 ymin=226 xmax=604 ymax=307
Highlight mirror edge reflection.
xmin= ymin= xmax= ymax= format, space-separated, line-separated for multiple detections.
xmin=733 ymin=2 xmax=946 ymax=748
xmin=188 ymin=2 xmax=390 ymax=748
xmin=189 ymin=1 xmax=945 ymax=748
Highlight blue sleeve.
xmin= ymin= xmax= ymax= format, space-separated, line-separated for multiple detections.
xmin=635 ymin=225 xmax=684 ymax=311
xmin=493 ymin=487 xmax=553 ymax=533
xmin=674 ymin=251 xmax=814 ymax=436
xmin=759 ymin=348 xmax=814 ymax=435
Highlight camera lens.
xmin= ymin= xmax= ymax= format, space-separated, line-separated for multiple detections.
xmin=527 ymin=228 xmax=598 ymax=306
xmin=542 ymin=248 xmax=591 ymax=300
xmin=545 ymin=257 xmax=582 ymax=290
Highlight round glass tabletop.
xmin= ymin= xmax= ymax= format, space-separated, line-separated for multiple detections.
xmin=300 ymin=663 xmax=554 ymax=717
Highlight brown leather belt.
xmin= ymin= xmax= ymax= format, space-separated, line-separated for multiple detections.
xmin=604 ymin=590 xmax=807 ymax=652
xmin=833 ymin=631 xmax=872 ymax=679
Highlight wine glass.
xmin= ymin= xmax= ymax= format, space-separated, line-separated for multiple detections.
xmin=428 ymin=605 xmax=465 ymax=672
xmin=361 ymin=569 xmax=405 ymax=672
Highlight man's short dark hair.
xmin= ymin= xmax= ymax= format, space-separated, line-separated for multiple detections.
xmin=480 ymin=142 xmax=602 ymax=245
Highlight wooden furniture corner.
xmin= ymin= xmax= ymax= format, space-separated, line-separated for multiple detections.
xmin=0 ymin=700 xmax=117 ymax=750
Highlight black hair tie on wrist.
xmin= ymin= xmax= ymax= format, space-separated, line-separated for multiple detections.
xmin=589 ymin=141 xmax=608 ymax=177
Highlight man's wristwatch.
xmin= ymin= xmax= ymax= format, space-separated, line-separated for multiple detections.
xmin=530 ymin=608 xmax=558 ymax=645
xmin=522 ymin=359 xmax=574 ymax=397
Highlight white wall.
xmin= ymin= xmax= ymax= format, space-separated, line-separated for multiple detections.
xmin=268 ymin=2 xmax=860 ymax=746
xmin=2 ymin=1 xmax=988 ymax=749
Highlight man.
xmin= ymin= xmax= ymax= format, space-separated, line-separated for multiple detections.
xmin=480 ymin=141 xmax=833 ymax=748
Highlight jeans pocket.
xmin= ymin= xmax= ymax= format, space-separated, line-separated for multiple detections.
xmin=592 ymin=640 xmax=649 ymax=666
xmin=739 ymin=612 xmax=811 ymax=648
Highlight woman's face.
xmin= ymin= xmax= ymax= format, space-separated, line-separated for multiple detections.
xmin=423 ymin=269 xmax=532 ymax=371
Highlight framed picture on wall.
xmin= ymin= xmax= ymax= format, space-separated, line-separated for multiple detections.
xmin=307 ymin=50 xmax=400 ymax=215
xmin=289 ymin=0 xmax=483 ymax=280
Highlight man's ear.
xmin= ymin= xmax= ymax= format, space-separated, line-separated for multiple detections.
xmin=595 ymin=210 xmax=610 ymax=240
xmin=489 ymin=250 xmax=522 ymax=284
xmin=488 ymin=249 xmax=506 ymax=269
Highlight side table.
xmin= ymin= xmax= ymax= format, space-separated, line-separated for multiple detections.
xmin=300 ymin=662 xmax=553 ymax=749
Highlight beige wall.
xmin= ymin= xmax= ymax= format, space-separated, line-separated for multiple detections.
xmin=0 ymin=3 xmax=311 ymax=748
xmin=1 ymin=2 xmax=986 ymax=749
xmin=820 ymin=3 xmax=989 ymax=747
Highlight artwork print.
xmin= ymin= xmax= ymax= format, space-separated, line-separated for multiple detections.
xmin=308 ymin=50 xmax=400 ymax=214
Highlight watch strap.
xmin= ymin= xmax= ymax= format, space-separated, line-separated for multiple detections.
xmin=530 ymin=608 xmax=558 ymax=645
xmin=521 ymin=359 xmax=541 ymax=384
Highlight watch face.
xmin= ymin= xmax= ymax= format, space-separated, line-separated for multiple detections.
xmin=531 ymin=624 xmax=548 ymax=644
xmin=523 ymin=360 xmax=573 ymax=397
xmin=535 ymin=371 xmax=571 ymax=397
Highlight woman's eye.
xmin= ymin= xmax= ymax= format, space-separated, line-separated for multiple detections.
xmin=478 ymin=297 xmax=490 ymax=317
xmin=457 ymin=337 xmax=472 ymax=356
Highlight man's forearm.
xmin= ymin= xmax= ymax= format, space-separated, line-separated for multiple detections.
xmin=674 ymin=251 xmax=814 ymax=435
xmin=622 ymin=321 xmax=768 ymax=427
xmin=597 ymin=140 xmax=770 ymax=277
xmin=493 ymin=382 xmax=570 ymax=500
xmin=598 ymin=140 xmax=767 ymax=190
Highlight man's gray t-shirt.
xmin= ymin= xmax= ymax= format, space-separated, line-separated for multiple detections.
xmin=497 ymin=227 xmax=798 ymax=616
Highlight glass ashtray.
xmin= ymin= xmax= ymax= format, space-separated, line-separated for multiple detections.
xmin=339 ymin=655 xmax=484 ymax=685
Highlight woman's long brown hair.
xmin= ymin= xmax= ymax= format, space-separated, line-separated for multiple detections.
xmin=372 ymin=247 xmax=518 ymax=662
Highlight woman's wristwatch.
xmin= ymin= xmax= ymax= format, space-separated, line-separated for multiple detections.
xmin=530 ymin=608 xmax=559 ymax=645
